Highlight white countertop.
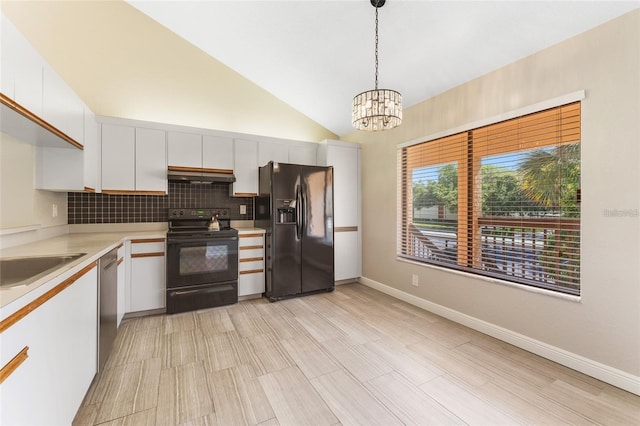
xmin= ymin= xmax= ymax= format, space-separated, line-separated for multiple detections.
xmin=0 ymin=230 xmax=165 ymax=309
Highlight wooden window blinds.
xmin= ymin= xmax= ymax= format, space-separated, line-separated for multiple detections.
xmin=398 ymin=102 xmax=581 ymax=295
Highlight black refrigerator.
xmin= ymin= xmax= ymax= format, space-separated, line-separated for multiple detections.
xmin=256 ymin=162 xmax=334 ymax=301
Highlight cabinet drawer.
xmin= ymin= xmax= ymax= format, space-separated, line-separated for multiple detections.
xmin=239 ymin=259 xmax=264 ymax=272
xmin=238 ymin=235 xmax=264 ymax=247
xmin=238 ymin=271 xmax=265 ymax=296
xmin=131 ymin=239 xmax=165 ymax=254
xmin=239 ymin=247 xmax=264 ymax=259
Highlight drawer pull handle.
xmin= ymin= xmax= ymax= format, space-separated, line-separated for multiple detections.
xmin=0 ymin=346 xmax=29 ymax=384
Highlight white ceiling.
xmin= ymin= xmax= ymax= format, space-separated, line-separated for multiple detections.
xmin=128 ymin=1 xmax=639 ymax=136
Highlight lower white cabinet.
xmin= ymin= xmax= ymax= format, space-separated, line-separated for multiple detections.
xmin=0 ymin=263 xmax=98 ymax=425
xmin=238 ymin=229 xmax=265 ymax=297
xmin=334 ymin=230 xmax=361 ymax=281
xmin=129 ymin=238 xmax=166 ymax=312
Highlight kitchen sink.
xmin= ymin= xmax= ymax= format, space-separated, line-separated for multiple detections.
xmin=0 ymin=253 xmax=86 ymax=289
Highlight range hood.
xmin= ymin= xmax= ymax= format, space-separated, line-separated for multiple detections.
xmin=168 ymin=168 xmax=236 ymax=184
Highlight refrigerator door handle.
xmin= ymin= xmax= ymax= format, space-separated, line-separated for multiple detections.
xmin=295 ymin=184 xmax=303 ymax=240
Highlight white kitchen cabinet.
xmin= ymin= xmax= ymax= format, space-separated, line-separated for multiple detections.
xmin=42 ymin=64 xmax=85 ymax=144
xmin=258 ymin=141 xmax=289 ymax=167
xmin=238 ymin=229 xmax=265 ymax=297
xmin=233 ymin=139 xmax=259 ymax=196
xmin=318 ymin=140 xmax=362 ymax=281
xmin=1 ymin=14 xmax=44 ymax=117
xmin=83 ymin=108 xmax=99 ymax=192
xmin=35 ymin=145 xmax=84 ymax=191
xmin=288 ymin=143 xmax=317 ymax=166
xmin=334 ymin=231 xmax=362 ymax=281
xmin=135 ymin=127 xmax=167 ymax=194
xmin=0 ymin=263 xmax=98 ymax=426
xmin=203 ymin=135 xmax=234 ymax=171
xmin=116 ymin=244 xmax=126 ymax=327
xmin=167 ymin=131 xmax=202 ymax=168
xmin=101 ymin=123 xmax=136 ymax=192
xmin=100 ymin=123 xmax=167 ymax=194
xmin=129 ymin=239 xmax=166 ymax=312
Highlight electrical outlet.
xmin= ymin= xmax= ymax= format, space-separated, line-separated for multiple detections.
xmin=240 ymin=204 xmax=247 ymax=215
xmin=412 ymin=274 xmax=419 ymax=287
xmin=52 ymin=204 xmax=58 ymax=218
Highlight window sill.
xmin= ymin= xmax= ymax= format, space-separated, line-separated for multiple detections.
xmin=396 ymin=256 xmax=582 ymax=303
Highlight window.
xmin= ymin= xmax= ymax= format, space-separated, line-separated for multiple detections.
xmin=398 ymin=102 xmax=581 ymax=295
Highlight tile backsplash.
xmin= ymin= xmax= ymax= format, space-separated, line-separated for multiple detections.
xmin=68 ymin=183 xmax=253 ymax=224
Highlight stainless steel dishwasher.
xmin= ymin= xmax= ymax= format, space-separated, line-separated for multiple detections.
xmin=98 ymin=248 xmax=118 ymax=372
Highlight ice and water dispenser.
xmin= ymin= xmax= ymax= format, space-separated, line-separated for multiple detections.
xmin=276 ymin=199 xmax=295 ymax=224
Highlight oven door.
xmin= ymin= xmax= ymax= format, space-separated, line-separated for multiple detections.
xmin=166 ymin=235 xmax=238 ymax=288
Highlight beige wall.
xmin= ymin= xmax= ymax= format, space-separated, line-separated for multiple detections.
xmin=1 ymin=1 xmax=336 ymax=143
xmin=0 ymin=133 xmax=67 ymax=230
xmin=344 ymin=10 xmax=640 ymax=377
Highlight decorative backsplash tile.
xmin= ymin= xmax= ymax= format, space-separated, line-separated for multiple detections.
xmin=68 ymin=183 xmax=253 ymax=224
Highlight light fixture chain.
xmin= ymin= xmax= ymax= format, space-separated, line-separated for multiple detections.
xmin=374 ymin=5 xmax=379 ymax=90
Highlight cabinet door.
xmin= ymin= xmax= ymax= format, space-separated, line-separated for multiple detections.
xmin=0 ymin=265 xmax=97 ymax=425
xmin=203 ymin=135 xmax=234 ymax=171
xmin=258 ymin=141 xmax=289 ymax=167
xmin=167 ymin=131 xmax=202 ymax=168
xmin=7 ymin=17 xmax=43 ymax=116
xmin=289 ymin=144 xmax=317 ymax=166
xmin=233 ymin=139 xmax=259 ymax=196
xmin=35 ymin=146 xmax=84 ymax=191
xmin=1 ymin=14 xmax=17 ymax=98
xmin=327 ymin=145 xmax=360 ymax=227
xmin=334 ymin=230 xmax=361 ymax=281
xmin=101 ymin=124 xmax=135 ymax=192
xmin=130 ymin=255 xmax=166 ymax=312
xmin=43 ymin=65 xmax=84 ymax=144
xmin=83 ymin=109 xmax=99 ymax=191
xmin=135 ymin=128 xmax=167 ymax=193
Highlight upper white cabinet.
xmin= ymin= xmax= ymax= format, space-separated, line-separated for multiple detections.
xmin=258 ymin=141 xmax=289 ymax=167
xmin=83 ymin=108 xmax=99 ymax=192
xmin=288 ymin=143 xmax=317 ymax=166
xmin=101 ymin=124 xmax=136 ymax=192
xmin=135 ymin=128 xmax=167 ymax=193
xmin=233 ymin=139 xmax=259 ymax=196
xmin=168 ymin=132 xmax=234 ymax=172
xmin=42 ymin=64 xmax=84 ymax=144
xmin=318 ymin=140 xmax=362 ymax=281
xmin=167 ymin=131 xmax=202 ymax=168
xmin=101 ymin=122 xmax=167 ymax=194
xmin=203 ymin=135 xmax=234 ymax=171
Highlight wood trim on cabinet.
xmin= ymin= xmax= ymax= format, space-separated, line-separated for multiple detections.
xmin=335 ymin=226 xmax=358 ymax=232
xmin=131 ymin=238 xmax=165 ymax=244
xmin=239 ymin=234 xmax=264 ymax=238
xmin=0 ymin=262 xmax=97 ymax=334
xmin=0 ymin=93 xmax=84 ymax=150
xmin=240 ymin=245 xmax=263 ymax=250
xmin=0 ymin=346 xmax=29 ymax=384
xmin=117 ymin=258 xmax=124 ymax=266
xmin=167 ymin=166 xmax=234 ymax=175
xmin=233 ymin=193 xmax=258 ymax=197
xmin=101 ymin=190 xmax=166 ymax=196
xmin=84 ymin=186 xmax=96 ymax=193
xmin=240 ymin=257 xmax=263 ymax=262
xmin=239 ymin=269 xmax=264 ymax=275
xmin=131 ymin=252 xmax=164 ymax=259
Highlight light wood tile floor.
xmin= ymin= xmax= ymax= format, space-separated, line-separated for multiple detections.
xmin=74 ymin=283 xmax=640 ymax=425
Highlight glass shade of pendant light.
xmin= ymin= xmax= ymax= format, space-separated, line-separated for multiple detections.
xmin=352 ymin=0 xmax=402 ymax=131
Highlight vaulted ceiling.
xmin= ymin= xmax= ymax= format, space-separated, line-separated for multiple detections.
xmin=3 ymin=1 xmax=638 ymax=140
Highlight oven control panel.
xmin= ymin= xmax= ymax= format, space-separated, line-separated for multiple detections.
xmin=169 ymin=208 xmax=231 ymax=219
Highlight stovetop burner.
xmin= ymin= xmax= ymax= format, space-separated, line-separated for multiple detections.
xmin=167 ymin=208 xmax=237 ymax=238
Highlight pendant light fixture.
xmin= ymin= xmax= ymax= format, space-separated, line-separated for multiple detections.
xmin=352 ymin=0 xmax=402 ymax=131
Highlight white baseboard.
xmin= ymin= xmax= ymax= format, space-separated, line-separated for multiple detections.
xmin=358 ymin=276 xmax=640 ymax=396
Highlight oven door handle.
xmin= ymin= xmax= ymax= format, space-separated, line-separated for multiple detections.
xmin=169 ymin=284 xmax=235 ymax=296
xmin=167 ymin=236 xmax=238 ymax=244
